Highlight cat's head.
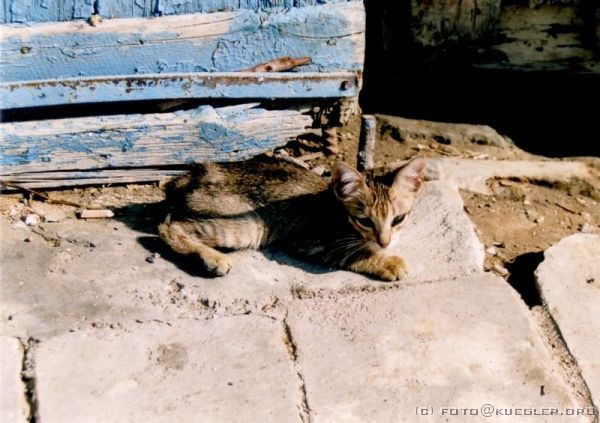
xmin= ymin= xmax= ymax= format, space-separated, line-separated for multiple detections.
xmin=332 ymin=159 xmax=425 ymax=252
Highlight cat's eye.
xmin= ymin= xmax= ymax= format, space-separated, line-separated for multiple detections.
xmin=355 ymin=217 xmax=375 ymax=229
xmin=392 ymin=214 xmax=406 ymax=226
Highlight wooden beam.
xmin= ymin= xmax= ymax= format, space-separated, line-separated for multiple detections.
xmin=0 ymin=0 xmax=95 ymax=23
xmin=409 ymin=0 xmax=501 ymax=47
xmin=470 ymin=4 xmax=600 ymax=73
xmin=0 ymin=169 xmax=189 ymax=189
xmin=0 ymin=103 xmax=314 ymax=178
xmin=0 ymin=2 xmax=365 ymax=83
xmin=0 ymin=0 xmax=355 ymax=23
xmin=0 ymin=72 xmax=361 ymax=109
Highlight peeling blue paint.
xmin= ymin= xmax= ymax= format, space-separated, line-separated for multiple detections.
xmin=0 ymin=72 xmax=359 ymax=108
xmin=0 ymin=3 xmax=363 ymax=83
xmin=0 ymin=0 xmax=353 ymax=22
xmin=72 ymin=0 xmax=95 ymax=19
xmin=0 ymin=105 xmax=309 ymax=171
xmin=121 ymin=133 xmax=135 ymax=152
xmin=0 ymin=0 xmax=96 ymax=23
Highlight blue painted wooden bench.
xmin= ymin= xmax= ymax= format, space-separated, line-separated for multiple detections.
xmin=0 ymin=0 xmax=365 ymax=188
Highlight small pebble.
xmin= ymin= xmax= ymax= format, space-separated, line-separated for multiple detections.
xmin=312 ymin=165 xmax=326 ymax=176
xmin=534 ymin=216 xmax=545 ymax=224
xmin=492 ymin=241 xmax=504 ymax=247
xmin=24 ymin=214 xmax=40 ymax=226
xmin=146 ymin=252 xmax=160 ymax=263
xmin=24 ymin=236 xmax=32 ymax=243
xmin=486 ymin=246 xmax=497 ymax=256
xmin=88 ymin=13 xmax=102 ymax=26
xmin=580 ymin=223 xmax=596 ymax=234
xmin=523 ymin=199 xmax=532 ymax=206
xmin=493 ymin=264 xmax=509 ymax=276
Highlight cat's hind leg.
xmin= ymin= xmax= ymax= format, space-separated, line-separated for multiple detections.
xmin=158 ymin=220 xmax=232 ymax=276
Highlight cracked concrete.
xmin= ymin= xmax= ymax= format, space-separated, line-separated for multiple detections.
xmin=536 ymin=234 xmax=600 ymax=409
xmin=286 ymin=273 xmax=579 ymax=422
xmin=1 ymin=176 xmax=599 ymax=422
xmin=35 ymin=317 xmax=301 ymax=423
xmin=0 ymin=337 xmax=29 ymax=423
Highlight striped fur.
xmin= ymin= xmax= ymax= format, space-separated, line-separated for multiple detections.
xmin=159 ymin=156 xmax=424 ymax=281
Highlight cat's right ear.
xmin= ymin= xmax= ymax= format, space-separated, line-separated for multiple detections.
xmin=332 ymin=162 xmax=366 ymax=201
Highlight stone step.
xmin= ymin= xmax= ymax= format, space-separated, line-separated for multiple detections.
xmin=286 ymin=273 xmax=580 ymax=422
xmin=0 ymin=337 xmax=29 ymax=423
xmin=536 ymin=234 xmax=600 ymax=411
xmin=33 ymin=317 xmax=302 ymax=422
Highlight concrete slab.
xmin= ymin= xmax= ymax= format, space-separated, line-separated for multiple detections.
xmin=287 ymin=273 xmax=578 ymax=422
xmin=0 ymin=180 xmax=483 ymax=338
xmin=536 ymin=234 xmax=600 ymax=406
xmin=0 ymin=337 xmax=29 ymax=423
xmin=35 ymin=316 xmax=301 ymax=423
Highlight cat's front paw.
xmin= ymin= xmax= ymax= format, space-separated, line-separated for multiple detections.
xmin=378 ymin=255 xmax=408 ymax=281
xmin=201 ymin=252 xmax=232 ymax=277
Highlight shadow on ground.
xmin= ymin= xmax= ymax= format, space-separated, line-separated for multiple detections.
xmin=112 ymin=201 xmax=335 ymax=279
xmin=506 ymin=251 xmax=545 ymax=308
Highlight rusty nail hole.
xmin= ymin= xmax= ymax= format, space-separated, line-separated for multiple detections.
xmin=21 ymin=46 xmax=31 ymax=54
xmin=340 ymin=80 xmax=351 ymax=91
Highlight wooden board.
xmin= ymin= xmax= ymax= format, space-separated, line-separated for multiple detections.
xmin=409 ymin=0 xmax=501 ymax=47
xmin=0 ymin=103 xmax=314 ymax=179
xmin=1 ymin=168 xmax=189 ymax=189
xmin=0 ymin=72 xmax=361 ymax=108
xmin=470 ymin=4 xmax=600 ymax=73
xmin=0 ymin=0 xmax=354 ymax=23
xmin=0 ymin=2 xmax=365 ymax=82
xmin=0 ymin=0 xmax=95 ymax=23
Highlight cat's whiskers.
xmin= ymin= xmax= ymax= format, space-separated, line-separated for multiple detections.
xmin=325 ymin=236 xmax=366 ymax=266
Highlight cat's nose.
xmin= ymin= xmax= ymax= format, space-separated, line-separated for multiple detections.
xmin=377 ymin=234 xmax=391 ymax=248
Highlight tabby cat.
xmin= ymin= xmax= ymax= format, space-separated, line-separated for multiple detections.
xmin=159 ymin=156 xmax=424 ymax=281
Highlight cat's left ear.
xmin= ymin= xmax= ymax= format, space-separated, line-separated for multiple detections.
xmin=393 ymin=159 xmax=425 ymax=193
xmin=332 ymin=162 xmax=366 ymax=201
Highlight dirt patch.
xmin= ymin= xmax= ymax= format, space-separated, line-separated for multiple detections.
xmin=462 ymin=177 xmax=600 ymax=278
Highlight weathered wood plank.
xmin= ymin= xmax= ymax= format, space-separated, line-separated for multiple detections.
xmin=0 ymin=103 xmax=314 ymax=175
xmin=0 ymin=71 xmax=360 ymax=108
xmin=0 ymin=0 xmax=355 ymax=23
xmin=1 ymin=169 xmax=189 ymax=189
xmin=0 ymin=0 xmax=95 ymax=23
xmin=470 ymin=4 xmax=600 ymax=73
xmin=409 ymin=0 xmax=501 ymax=47
xmin=99 ymin=0 xmax=154 ymax=20
xmin=0 ymin=2 xmax=365 ymax=82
